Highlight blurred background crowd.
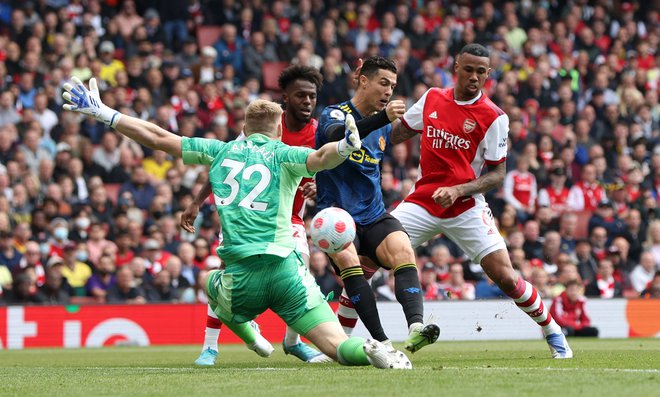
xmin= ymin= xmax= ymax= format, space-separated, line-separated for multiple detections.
xmin=0 ymin=0 xmax=658 ymax=308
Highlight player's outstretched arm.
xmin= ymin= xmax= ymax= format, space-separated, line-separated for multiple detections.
xmin=307 ymin=114 xmax=361 ymax=172
xmin=324 ymin=100 xmax=406 ymax=142
xmin=62 ymin=77 xmax=182 ymax=157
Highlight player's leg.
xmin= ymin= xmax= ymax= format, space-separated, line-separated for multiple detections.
xmin=297 ymin=309 xmax=411 ymax=369
xmin=281 ymin=225 xmax=325 ymax=362
xmin=328 ymin=243 xmax=389 ymax=342
xmin=440 ymin=203 xmax=572 ymax=359
xmin=270 ymin=250 xmax=407 ymax=368
xmin=367 ymin=213 xmax=439 ymax=353
xmin=202 ymin=269 xmax=274 ymax=357
xmin=336 ymin=258 xmax=377 ymax=336
xmin=194 ymin=305 xmax=223 ymax=366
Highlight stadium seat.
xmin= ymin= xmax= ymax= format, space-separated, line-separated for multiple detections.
xmin=104 ymin=183 xmax=121 ymax=205
xmin=573 ymin=210 xmax=592 ymax=239
xmin=196 ymin=26 xmax=222 ymax=49
xmin=261 ymin=61 xmax=289 ymax=92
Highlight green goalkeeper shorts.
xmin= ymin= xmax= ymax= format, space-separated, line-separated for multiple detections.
xmin=205 ymin=250 xmax=335 ymax=333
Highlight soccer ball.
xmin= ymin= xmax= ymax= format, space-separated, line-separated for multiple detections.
xmin=310 ymin=207 xmax=356 ymax=254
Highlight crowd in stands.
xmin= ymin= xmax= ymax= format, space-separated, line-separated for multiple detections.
xmin=0 ymin=0 xmax=659 ymax=306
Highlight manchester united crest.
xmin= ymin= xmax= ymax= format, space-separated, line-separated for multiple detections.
xmin=463 ymin=119 xmax=476 ymax=134
xmin=379 ymin=136 xmax=386 ymax=151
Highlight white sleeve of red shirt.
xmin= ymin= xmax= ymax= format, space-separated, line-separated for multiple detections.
xmin=567 ymin=185 xmax=585 ymax=211
xmin=401 ymin=89 xmax=430 ymax=132
xmin=503 ymin=171 xmax=523 ymax=210
xmin=483 ymin=113 xmax=509 ymax=165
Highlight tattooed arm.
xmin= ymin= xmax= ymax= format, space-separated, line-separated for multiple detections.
xmin=432 ymin=161 xmax=506 ymax=208
xmin=390 ymin=120 xmax=419 ymax=145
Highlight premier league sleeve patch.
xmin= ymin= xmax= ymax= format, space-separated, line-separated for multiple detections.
xmin=330 ymin=109 xmax=345 ymax=121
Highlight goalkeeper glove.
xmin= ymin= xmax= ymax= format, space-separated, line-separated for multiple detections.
xmin=62 ymin=77 xmax=121 ymax=128
xmin=336 ymin=113 xmax=361 ymax=158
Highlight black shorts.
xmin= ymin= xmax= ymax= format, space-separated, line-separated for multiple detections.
xmin=330 ymin=212 xmax=408 ymax=273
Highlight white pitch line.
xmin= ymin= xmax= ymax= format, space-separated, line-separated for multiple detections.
xmin=18 ymin=366 xmax=659 ymax=374
xmin=439 ymin=366 xmax=660 ymax=374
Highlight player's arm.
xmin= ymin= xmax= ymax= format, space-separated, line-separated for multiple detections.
xmin=433 ymin=162 xmax=505 ymax=208
xmin=181 ymin=181 xmax=212 ymax=233
xmin=323 ymin=100 xmax=406 ymax=142
xmin=62 ymin=77 xmax=182 ymax=157
xmin=307 ymin=114 xmax=361 ymax=172
xmin=390 ymin=119 xmax=419 ymax=144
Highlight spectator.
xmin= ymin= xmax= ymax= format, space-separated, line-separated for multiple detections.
xmin=4 ymin=273 xmax=44 ymax=305
xmin=585 ymin=258 xmax=623 ymax=299
xmin=86 ymin=222 xmax=117 ymax=266
xmin=530 ymin=267 xmax=553 ymax=299
xmin=475 ymin=274 xmax=505 ymax=299
xmin=588 ymin=201 xmax=626 ymax=239
xmin=504 ymin=156 xmax=537 ymax=222
xmin=440 ymin=263 xmax=475 ymax=300
xmin=0 ymin=230 xmax=22 ymax=272
xmin=421 ymin=262 xmax=442 ymax=300
xmin=558 ymin=212 xmax=578 ymax=254
xmin=425 ymin=244 xmax=452 ymax=283
xmin=522 ymin=219 xmax=543 ymax=260
xmin=85 ymin=254 xmax=117 ymax=302
xmin=176 ymin=242 xmax=198 ymax=286
xmin=647 ymin=220 xmax=660 ymax=266
xmin=119 ymin=166 xmax=156 ymax=210
xmin=145 ymin=269 xmax=180 ymax=302
xmin=242 ymin=31 xmax=277 ymax=82
xmin=567 ymin=164 xmax=606 ymax=212
xmin=640 ymin=272 xmax=660 ymax=299
xmin=629 ymin=251 xmax=657 ymax=294
xmin=309 ymin=250 xmax=341 ymax=299
xmin=537 ymin=166 xmax=570 ymax=217
xmin=36 ymin=259 xmax=71 ymax=305
xmin=106 ymin=266 xmax=146 ymax=304
xmin=549 ymin=279 xmax=599 ymax=337
xmin=60 ymin=242 xmax=92 ymax=297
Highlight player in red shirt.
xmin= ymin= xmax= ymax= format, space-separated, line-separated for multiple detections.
xmin=389 ymin=44 xmax=573 ymax=358
xmin=549 ymin=280 xmax=599 ymax=337
xmin=538 ymin=166 xmax=571 ymax=216
xmin=182 ymin=66 xmax=327 ymax=365
xmin=503 ymin=155 xmax=537 ymax=221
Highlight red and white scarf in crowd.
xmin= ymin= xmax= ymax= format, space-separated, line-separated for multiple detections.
xmin=597 ymin=275 xmax=615 ymax=298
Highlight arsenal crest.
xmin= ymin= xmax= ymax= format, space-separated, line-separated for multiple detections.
xmin=463 ymin=119 xmax=476 ymax=134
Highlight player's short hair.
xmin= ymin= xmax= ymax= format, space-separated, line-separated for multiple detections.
xmin=359 ymin=56 xmax=397 ymax=79
xmin=244 ymin=99 xmax=283 ymax=137
xmin=278 ymin=65 xmax=323 ymax=91
xmin=459 ymin=43 xmax=490 ymax=58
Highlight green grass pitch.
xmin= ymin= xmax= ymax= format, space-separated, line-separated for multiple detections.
xmin=1 ymin=339 xmax=658 ymax=397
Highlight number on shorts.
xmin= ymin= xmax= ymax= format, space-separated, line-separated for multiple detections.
xmin=215 ymin=159 xmax=271 ymax=211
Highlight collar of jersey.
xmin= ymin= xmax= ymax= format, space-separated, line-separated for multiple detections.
xmin=347 ymin=100 xmax=364 ymax=119
xmin=453 ymin=90 xmax=483 ymax=106
xmin=245 ymin=133 xmax=271 ymax=141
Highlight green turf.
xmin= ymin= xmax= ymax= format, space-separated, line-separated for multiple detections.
xmin=0 ymin=339 xmax=658 ymax=397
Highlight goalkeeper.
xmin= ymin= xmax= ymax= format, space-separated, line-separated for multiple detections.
xmin=62 ymin=77 xmax=411 ymax=369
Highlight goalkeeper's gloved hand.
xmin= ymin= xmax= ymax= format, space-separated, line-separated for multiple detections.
xmin=62 ymin=77 xmax=121 ymax=128
xmin=337 ymin=113 xmax=361 ymax=158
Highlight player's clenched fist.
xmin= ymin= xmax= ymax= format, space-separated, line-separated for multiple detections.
xmin=432 ymin=186 xmax=462 ymax=208
xmin=386 ymin=100 xmax=406 ymax=121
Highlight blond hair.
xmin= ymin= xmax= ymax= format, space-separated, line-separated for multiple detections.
xmin=244 ymin=99 xmax=283 ymax=138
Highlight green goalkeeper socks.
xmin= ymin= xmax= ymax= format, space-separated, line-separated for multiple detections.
xmin=336 ymin=337 xmax=370 ymax=366
xmin=221 ymin=321 xmax=257 ymax=345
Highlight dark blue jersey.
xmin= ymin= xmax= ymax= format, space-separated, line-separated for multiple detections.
xmin=316 ymin=101 xmax=392 ymax=225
